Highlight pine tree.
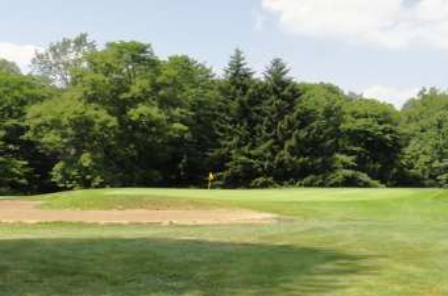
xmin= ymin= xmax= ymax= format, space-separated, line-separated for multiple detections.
xmin=256 ymin=58 xmax=301 ymax=186
xmin=214 ymin=49 xmax=259 ymax=187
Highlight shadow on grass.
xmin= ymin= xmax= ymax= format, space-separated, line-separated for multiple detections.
xmin=0 ymin=238 xmax=376 ymax=296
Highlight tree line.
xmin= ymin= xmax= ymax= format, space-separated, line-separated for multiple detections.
xmin=1 ymin=34 xmax=447 ymax=193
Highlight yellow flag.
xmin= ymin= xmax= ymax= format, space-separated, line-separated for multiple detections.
xmin=208 ymin=172 xmax=215 ymax=189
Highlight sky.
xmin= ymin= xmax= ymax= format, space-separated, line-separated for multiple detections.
xmin=2 ymin=0 xmax=448 ymax=108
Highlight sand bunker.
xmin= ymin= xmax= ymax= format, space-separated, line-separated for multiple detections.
xmin=0 ymin=201 xmax=276 ymax=225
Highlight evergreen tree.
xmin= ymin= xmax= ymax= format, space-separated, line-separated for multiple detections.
xmin=255 ymin=58 xmax=301 ymax=186
xmin=215 ymin=49 xmax=259 ymax=187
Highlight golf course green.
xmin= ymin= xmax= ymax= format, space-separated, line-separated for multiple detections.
xmin=0 ymin=188 xmax=447 ymax=296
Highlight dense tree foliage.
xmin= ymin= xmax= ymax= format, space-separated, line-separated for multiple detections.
xmin=0 ymin=65 xmax=54 ymax=193
xmin=1 ymin=34 xmax=448 ymax=193
xmin=400 ymin=88 xmax=448 ymax=187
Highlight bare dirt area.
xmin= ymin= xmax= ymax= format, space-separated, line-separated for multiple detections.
xmin=0 ymin=201 xmax=277 ymax=225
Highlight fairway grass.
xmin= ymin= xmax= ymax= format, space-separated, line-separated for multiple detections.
xmin=1 ymin=188 xmax=448 ymax=296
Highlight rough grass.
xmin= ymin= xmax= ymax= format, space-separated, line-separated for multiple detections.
xmin=1 ymin=188 xmax=448 ymax=296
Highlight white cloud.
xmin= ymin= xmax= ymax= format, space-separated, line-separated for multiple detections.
xmin=0 ymin=43 xmax=43 ymax=72
xmin=362 ymin=85 xmax=420 ymax=108
xmin=262 ymin=0 xmax=448 ymax=50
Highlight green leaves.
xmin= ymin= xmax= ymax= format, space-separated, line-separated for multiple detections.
xmin=0 ymin=71 xmax=53 ymax=193
xmin=217 ymin=53 xmax=403 ymax=188
xmin=26 ymin=94 xmax=118 ymax=189
xmin=3 ymin=35 xmax=448 ymax=191
xmin=342 ymin=98 xmax=402 ymax=185
xmin=401 ymin=89 xmax=448 ymax=187
xmin=32 ymin=33 xmax=96 ymax=88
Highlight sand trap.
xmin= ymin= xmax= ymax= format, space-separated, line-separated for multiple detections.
xmin=0 ymin=201 xmax=277 ymax=225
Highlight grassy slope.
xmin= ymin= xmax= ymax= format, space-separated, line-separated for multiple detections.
xmin=1 ymin=188 xmax=448 ymax=296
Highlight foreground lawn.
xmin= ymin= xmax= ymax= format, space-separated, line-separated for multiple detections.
xmin=1 ymin=188 xmax=448 ymax=296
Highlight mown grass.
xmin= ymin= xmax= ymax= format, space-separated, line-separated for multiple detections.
xmin=1 ymin=188 xmax=448 ymax=296
xmin=0 ymin=238 xmax=373 ymax=296
xmin=31 ymin=189 xmax=231 ymax=211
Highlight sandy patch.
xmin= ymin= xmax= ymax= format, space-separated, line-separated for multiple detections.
xmin=0 ymin=201 xmax=276 ymax=225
